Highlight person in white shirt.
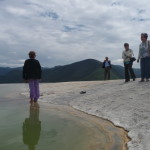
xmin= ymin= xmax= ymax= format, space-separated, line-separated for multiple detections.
xmin=122 ymin=43 xmax=136 ymax=83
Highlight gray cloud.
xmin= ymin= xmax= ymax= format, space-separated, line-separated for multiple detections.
xmin=40 ymin=11 xmax=59 ymax=20
xmin=0 ymin=0 xmax=150 ymax=69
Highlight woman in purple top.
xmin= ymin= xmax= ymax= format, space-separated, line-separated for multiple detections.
xmin=23 ymin=51 xmax=42 ymax=103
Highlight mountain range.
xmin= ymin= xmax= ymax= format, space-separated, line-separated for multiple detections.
xmin=0 ymin=59 xmax=140 ymax=83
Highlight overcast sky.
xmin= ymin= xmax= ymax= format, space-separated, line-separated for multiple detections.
xmin=0 ymin=0 xmax=150 ymax=68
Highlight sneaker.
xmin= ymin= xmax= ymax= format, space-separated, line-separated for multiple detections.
xmin=139 ymin=79 xmax=145 ymax=82
xmin=125 ymin=80 xmax=129 ymax=83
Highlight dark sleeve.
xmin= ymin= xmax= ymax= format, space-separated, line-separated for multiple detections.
xmin=37 ymin=61 xmax=42 ymax=79
xmin=102 ymin=61 xmax=105 ymax=68
xmin=109 ymin=61 xmax=112 ymax=68
xmin=23 ymin=60 xmax=27 ymax=80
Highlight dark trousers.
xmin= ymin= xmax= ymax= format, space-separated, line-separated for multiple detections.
xmin=140 ymin=57 xmax=150 ymax=79
xmin=124 ymin=63 xmax=136 ymax=81
xmin=104 ymin=67 xmax=110 ymax=80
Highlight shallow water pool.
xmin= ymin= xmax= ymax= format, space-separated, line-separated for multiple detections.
xmin=0 ymin=84 xmax=129 ymax=150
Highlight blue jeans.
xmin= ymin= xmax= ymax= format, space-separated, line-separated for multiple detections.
xmin=140 ymin=57 xmax=150 ymax=79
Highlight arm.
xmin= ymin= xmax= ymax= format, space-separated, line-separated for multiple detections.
xmin=23 ymin=60 xmax=27 ymax=81
xmin=109 ymin=61 xmax=112 ymax=68
xmin=122 ymin=51 xmax=126 ymax=60
xmin=137 ymin=46 xmax=140 ymax=63
xmin=39 ymin=62 xmax=42 ymax=79
xmin=37 ymin=61 xmax=42 ymax=79
xmin=102 ymin=61 xmax=105 ymax=68
xmin=127 ymin=50 xmax=132 ymax=58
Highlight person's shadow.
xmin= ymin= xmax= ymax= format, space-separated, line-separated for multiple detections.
xmin=22 ymin=103 xmax=41 ymax=150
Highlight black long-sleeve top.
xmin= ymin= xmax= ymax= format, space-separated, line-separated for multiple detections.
xmin=23 ymin=59 xmax=42 ymax=80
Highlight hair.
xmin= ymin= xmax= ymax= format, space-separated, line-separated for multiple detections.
xmin=141 ymin=33 xmax=148 ymax=39
xmin=124 ymin=43 xmax=129 ymax=47
xmin=28 ymin=51 xmax=36 ymax=58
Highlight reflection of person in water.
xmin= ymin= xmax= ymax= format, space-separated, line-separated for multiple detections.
xmin=23 ymin=103 xmax=41 ymax=150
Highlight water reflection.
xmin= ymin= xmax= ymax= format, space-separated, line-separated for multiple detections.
xmin=23 ymin=103 xmax=41 ymax=150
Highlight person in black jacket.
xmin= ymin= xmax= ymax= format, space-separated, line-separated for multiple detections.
xmin=23 ymin=51 xmax=42 ymax=103
xmin=102 ymin=57 xmax=112 ymax=80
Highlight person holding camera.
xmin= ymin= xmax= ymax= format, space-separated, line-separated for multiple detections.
xmin=122 ymin=43 xmax=136 ymax=83
xmin=137 ymin=33 xmax=150 ymax=82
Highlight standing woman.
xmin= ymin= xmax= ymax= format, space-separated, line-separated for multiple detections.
xmin=122 ymin=43 xmax=136 ymax=82
xmin=23 ymin=51 xmax=42 ymax=103
xmin=137 ymin=33 xmax=150 ymax=82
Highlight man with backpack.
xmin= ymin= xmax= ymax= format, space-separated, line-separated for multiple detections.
xmin=102 ymin=57 xmax=112 ymax=80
